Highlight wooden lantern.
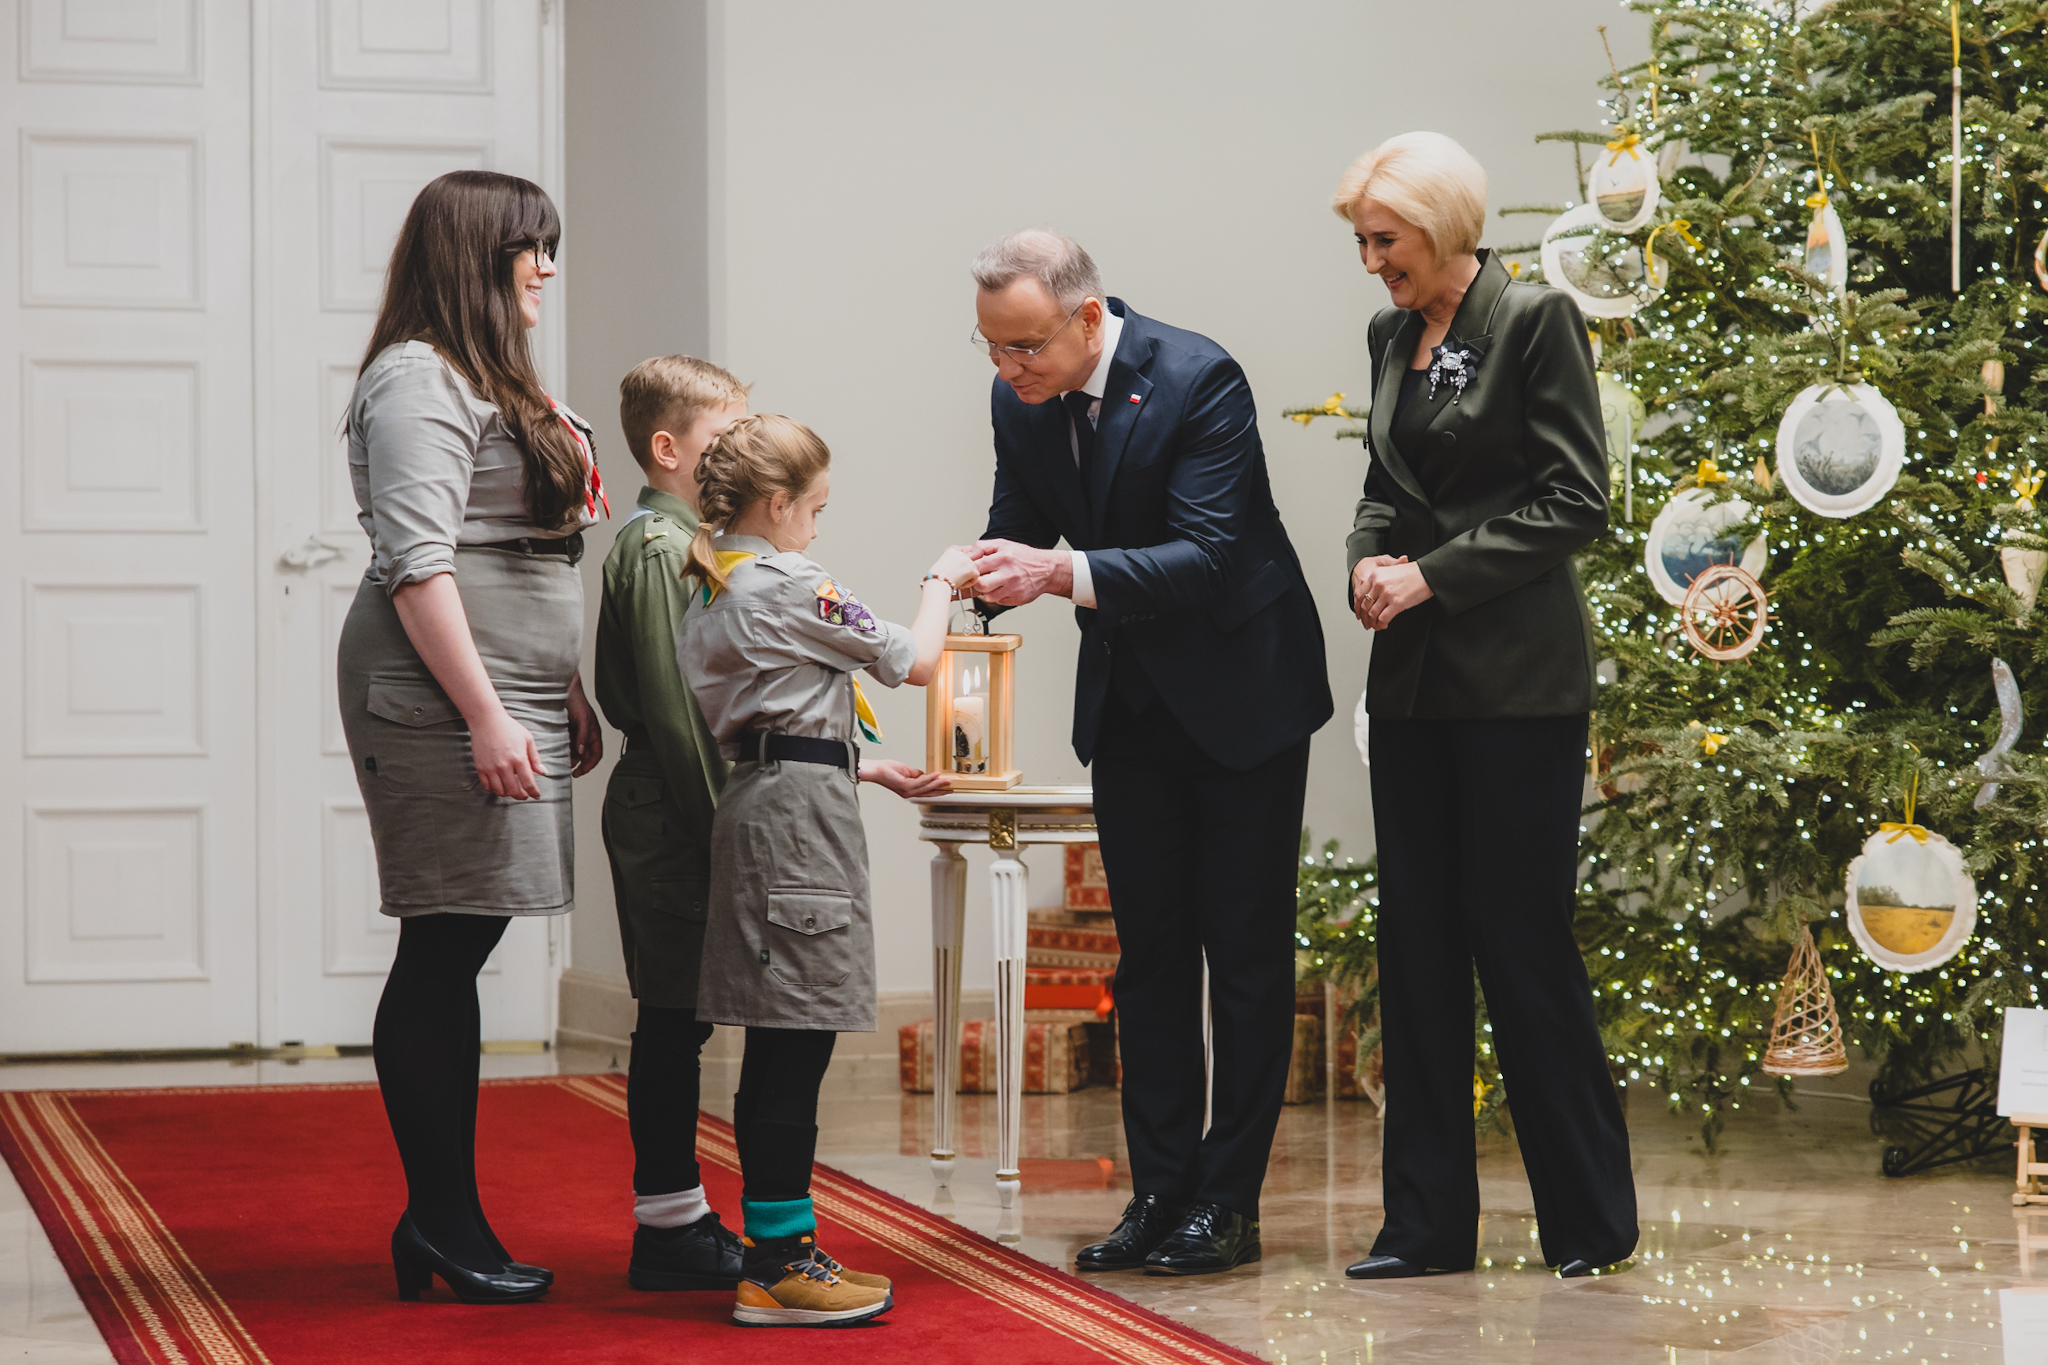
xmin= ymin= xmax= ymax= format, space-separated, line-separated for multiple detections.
xmin=926 ymin=632 xmax=1021 ymax=791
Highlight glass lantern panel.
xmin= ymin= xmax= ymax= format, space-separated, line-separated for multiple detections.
xmin=947 ymin=653 xmax=991 ymax=776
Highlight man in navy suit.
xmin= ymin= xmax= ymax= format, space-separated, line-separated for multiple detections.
xmin=965 ymin=230 xmax=1331 ymax=1276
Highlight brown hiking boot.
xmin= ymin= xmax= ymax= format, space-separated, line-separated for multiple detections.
xmin=733 ymin=1236 xmax=891 ymax=1327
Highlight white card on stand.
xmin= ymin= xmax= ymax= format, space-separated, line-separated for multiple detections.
xmin=1999 ymin=1007 xmax=2048 ymax=1116
xmin=2005 ymin=1288 xmax=2048 ymax=1364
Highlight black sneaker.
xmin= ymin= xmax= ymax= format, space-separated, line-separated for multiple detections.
xmin=629 ymin=1210 xmax=745 ymax=1290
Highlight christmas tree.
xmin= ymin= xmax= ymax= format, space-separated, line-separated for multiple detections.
xmin=1292 ymin=0 xmax=2048 ymax=1150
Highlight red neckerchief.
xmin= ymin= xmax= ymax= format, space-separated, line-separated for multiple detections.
xmin=549 ymin=396 xmax=609 ymax=519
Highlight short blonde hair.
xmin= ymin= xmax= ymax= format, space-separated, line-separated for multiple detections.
xmin=1331 ymin=132 xmax=1488 ymax=263
xmin=619 ymin=354 xmax=750 ymax=470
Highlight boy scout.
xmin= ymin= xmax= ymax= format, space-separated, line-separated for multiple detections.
xmin=594 ymin=355 xmax=749 ymax=1289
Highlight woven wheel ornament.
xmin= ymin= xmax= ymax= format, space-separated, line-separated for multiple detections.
xmin=1761 ymin=925 xmax=1850 ymax=1077
xmin=1680 ymin=563 xmax=1769 ymax=661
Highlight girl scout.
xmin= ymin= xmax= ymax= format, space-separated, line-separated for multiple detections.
xmin=678 ymin=413 xmax=974 ymax=1328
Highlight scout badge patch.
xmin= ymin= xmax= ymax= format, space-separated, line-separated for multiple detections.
xmin=813 ymin=578 xmax=878 ymax=631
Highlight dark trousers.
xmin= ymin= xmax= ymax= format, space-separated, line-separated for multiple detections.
xmin=1091 ymin=694 xmax=1310 ymax=1221
xmin=1367 ymin=715 xmax=1638 ymax=1270
xmin=627 ymin=1004 xmax=715 ymax=1196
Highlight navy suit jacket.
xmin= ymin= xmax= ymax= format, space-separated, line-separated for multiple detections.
xmin=982 ymin=300 xmax=1332 ymax=771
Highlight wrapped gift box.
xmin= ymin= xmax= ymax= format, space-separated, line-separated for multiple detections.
xmin=1283 ymin=1014 xmax=1324 ymax=1104
xmin=898 ymin=1017 xmax=1093 ymax=1094
xmin=1063 ymin=844 xmax=1112 ymax=911
xmin=1024 ymin=966 xmax=1113 ymax=1015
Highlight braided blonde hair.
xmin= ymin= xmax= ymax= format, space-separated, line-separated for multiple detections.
xmin=685 ymin=413 xmax=832 ymax=591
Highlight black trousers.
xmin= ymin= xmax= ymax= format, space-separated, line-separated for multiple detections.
xmin=1091 ymin=694 xmax=1310 ymax=1221
xmin=627 ymin=1004 xmax=716 ymax=1196
xmin=1367 ymin=715 xmax=1638 ymax=1270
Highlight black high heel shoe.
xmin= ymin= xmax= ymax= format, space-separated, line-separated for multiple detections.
xmin=392 ymin=1213 xmax=549 ymax=1304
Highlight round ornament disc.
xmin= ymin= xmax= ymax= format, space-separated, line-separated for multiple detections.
xmin=1803 ymin=202 xmax=1849 ymax=302
xmin=1678 ymin=563 xmax=1768 ymax=661
xmin=1541 ymin=205 xmax=1663 ymax=320
xmin=1586 ymin=144 xmax=1660 ymax=233
xmin=1844 ymin=828 xmax=1976 ymax=973
xmin=1655 ymin=137 xmax=1686 ymax=179
xmin=1644 ymin=488 xmax=1766 ymax=605
xmin=1773 ymin=382 xmax=1905 ymax=518
xmin=1353 ymin=688 xmax=1370 ymax=769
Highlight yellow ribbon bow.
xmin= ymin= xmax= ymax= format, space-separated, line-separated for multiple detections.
xmin=1290 ymin=393 xmax=1347 ymax=426
xmin=2014 ymin=467 xmax=2043 ymax=510
xmin=1605 ymin=130 xmax=1642 ymax=165
xmin=1879 ymin=762 xmax=1929 ymax=842
xmin=1694 ymin=458 xmax=1728 ymax=486
xmin=1645 ymin=218 xmax=1702 ymax=276
xmin=1687 ymin=720 xmax=1726 ymax=755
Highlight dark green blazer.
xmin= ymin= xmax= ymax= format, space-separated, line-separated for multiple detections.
xmin=1346 ymin=250 xmax=1609 ymax=718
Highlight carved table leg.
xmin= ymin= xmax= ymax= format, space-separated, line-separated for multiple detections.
xmin=930 ymin=842 xmax=967 ymax=1187
xmin=991 ymin=842 xmax=1028 ymax=1209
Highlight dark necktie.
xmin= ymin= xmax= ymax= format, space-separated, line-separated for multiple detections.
xmin=1063 ymin=389 xmax=1097 ymax=487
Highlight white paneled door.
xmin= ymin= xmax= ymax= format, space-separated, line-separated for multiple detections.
xmin=0 ymin=0 xmax=565 ymax=1051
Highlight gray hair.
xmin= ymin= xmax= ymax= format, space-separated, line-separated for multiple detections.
xmin=970 ymin=229 xmax=1103 ymax=309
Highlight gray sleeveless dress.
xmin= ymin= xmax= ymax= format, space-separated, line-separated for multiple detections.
xmin=336 ymin=341 xmax=596 ymax=917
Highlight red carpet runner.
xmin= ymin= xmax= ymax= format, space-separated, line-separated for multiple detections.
xmin=0 ymin=1076 xmax=1258 ymax=1365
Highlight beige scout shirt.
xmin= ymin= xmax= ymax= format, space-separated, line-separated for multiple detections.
xmin=678 ymin=534 xmax=916 ymax=760
xmin=348 ymin=339 xmax=597 ymax=594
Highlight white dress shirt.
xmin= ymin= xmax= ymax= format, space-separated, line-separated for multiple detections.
xmin=1063 ymin=308 xmax=1123 ymax=610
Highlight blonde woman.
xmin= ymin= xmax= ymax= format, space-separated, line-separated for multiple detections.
xmin=1336 ymin=133 xmax=1638 ymax=1281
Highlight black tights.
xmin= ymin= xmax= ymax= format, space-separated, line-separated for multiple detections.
xmin=733 ymin=1028 xmax=837 ymax=1205
xmin=372 ymin=913 xmax=511 ymax=1273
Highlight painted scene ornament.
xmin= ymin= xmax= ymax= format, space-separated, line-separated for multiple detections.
xmin=1642 ymin=485 xmax=1765 ymax=606
xmin=1844 ymin=823 xmax=1977 ymax=974
xmin=1540 ymin=205 xmax=1665 ymax=320
xmin=1587 ymin=131 xmax=1660 ymax=233
xmin=1773 ymin=382 xmax=1905 ymax=518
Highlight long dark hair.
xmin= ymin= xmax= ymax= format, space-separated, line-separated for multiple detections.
xmin=359 ymin=170 xmax=585 ymax=528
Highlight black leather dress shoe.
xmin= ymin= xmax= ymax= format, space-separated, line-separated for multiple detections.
xmin=1076 ymin=1194 xmax=1185 ymax=1271
xmin=1345 ymin=1254 xmax=1437 ymax=1280
xmin=629 ymin=1211 xmax=745 ymax=1290
xmin=1142 ymin=1202 xmax=1260 ymax=1276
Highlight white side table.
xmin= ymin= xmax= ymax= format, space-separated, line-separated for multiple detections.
xmin=914 ymin=785 xmax=1097 ymax=1208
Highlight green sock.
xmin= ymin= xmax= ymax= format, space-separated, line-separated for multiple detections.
xmin=741 ymin=1197 xmax=815 ymax=1242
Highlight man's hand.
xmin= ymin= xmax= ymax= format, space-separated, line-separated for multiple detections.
xmin=968 ymin=539 xmax=1073 ymax=606
xmin=859 ymin=759 xmax=953 ymax=800
xmin=1352 ymin=555 xmax=1434 ymax=631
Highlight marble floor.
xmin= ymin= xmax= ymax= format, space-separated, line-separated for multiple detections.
xmin=0 ymin=1045 xmax=2034 ymax=1363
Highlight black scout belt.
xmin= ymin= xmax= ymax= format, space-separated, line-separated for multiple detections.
xmin=736 ymin=732 xmax=857 ymax=771
xmin=476 ymin=532 xmax=584 ymax=563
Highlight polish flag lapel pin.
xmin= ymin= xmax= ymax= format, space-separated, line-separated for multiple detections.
xmin=1128 ymin=393 xmax=1142 ymax=404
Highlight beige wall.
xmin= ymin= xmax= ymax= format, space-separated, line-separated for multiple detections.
xmin=564 ymin=1 xmax=1643 ymax=1007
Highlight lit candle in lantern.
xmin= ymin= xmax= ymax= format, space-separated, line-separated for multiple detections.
xmin=951 ymin=664 xmax=986 ymax=774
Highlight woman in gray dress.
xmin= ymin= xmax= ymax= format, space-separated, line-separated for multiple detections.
xmin=337 ymin=170 xmax=603 ymax=1304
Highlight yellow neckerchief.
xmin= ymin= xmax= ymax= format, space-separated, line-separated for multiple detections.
xmin=699 ymin=550 xmax=757 ymax=605
xmin=700 ymin=547 xmax=884 ymax=743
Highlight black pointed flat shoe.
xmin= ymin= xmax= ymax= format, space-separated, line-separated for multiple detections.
xmin=1142 ymin=1202 xmax=1260 ymax=1276
xmin=1345 ymin=1254 xmax=1445 ymax=1279
xmin=1076 ymin=1194 xmax=1185 ymax=1272
xmin=392 ymin=1214 xmax=549 ymax=1304
xmin=1558 ymin=1257 xmax=1632 ymax=1279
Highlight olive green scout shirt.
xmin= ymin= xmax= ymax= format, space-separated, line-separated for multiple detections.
xmin=594 ymin=487 xmax=727 ymax=841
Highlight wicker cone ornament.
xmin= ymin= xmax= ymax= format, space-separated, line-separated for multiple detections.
xmin=1762 ymin=925 xmax=1849 ymax=1077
